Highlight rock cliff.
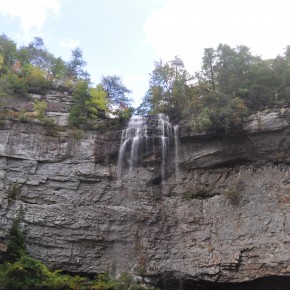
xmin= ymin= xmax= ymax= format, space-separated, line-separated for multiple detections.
xmin=1 ymin=104 xmax=290 ymax=288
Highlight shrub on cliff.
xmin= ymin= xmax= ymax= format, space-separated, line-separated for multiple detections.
xmin=5 ymin=207 xmax=27 ymax=262
xmin=0 ymin=212 xmax=155 ymax=289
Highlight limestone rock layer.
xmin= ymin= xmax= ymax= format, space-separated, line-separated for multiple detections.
xmin=1 ymin=107 xmax=290 ymax=284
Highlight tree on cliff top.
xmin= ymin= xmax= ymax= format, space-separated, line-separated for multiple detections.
xmin=101 ymin=75 xmax=132 ymax=108
xmin=137 ymin=56 xmax=190 ymax=121
xmin=68 ymin=80 xmax=108 ymax=128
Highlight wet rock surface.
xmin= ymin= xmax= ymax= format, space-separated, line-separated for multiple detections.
xmin=1 ymin=108 xmax=290 ymax=287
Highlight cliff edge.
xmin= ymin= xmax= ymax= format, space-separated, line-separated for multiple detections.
xmin=1 ymin=105 xmax=290 ymax=287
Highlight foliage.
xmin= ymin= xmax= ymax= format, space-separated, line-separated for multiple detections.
xmin=22 ymin=64 xmax=51 ymax=92
xmin=0 ymin=34 xmax=93 ymax=102
xmin=33 ymin=99 xmax=47 ymax=120
xmin=66 ymin=47 xmax=90 ymax=84
xmin=0 ymin=254 xmax=87 ymax=290
xmin=186 ymin=93 xmax=247 ymax=133
xmin=88 ymin=84 xmax=108 ymax=113
xmin=69 ymin=127 xmax=84 ymax=140
xmin=138 ymin=56 xmax=189 ymax=121
xmin=0 ymin=54 xmax=3 ymax=71
xmin=6 ymin=182 xmax=22 ymax=205
xmin=113 ymin=106 xmax=134 ymax=121
xmin=183 ymin=191 xmax=200 ymax=200
xmin=1 ymin=210 xmax=158 ymax=289
xmin=90 ymin=272 xmax=149 ymax=290
xmin=69 ymin=81 xmax=95 ymax=128
xmin=2 ymin=34 xmax=290 ymax=132
xmin=0 ymin=260 xmax=153 ymax=290
xmin=101 ymin=75 xmax=132 ymax=109
xmin=0 ymin=34 xmax=18 ymax=74
xmin=0 ymin=71 xmax=28 ymax=98
xmin=5 ymin=207 xmax=26 ymax=261
xmin=140 ymin=43 xmax=290 ymax=133
xmin=18 ymin=108 xmax=29 ymax=122
xmin=224 ymin=182 xmax=244 ymax=206
xmin=69 ymin=81 xmax=110 ymax=128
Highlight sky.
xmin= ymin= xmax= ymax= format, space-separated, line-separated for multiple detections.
xmin=0 ymin=0 xmax=290 ymax=107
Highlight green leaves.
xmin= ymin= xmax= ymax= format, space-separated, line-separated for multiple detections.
xmin=88 ymin=84 xmax=108 ymax=112
xmin=69 ymin=81 xmax=109 ymax=128
xmin=101 ymin=75 xmax=132 ymax=109
xmin=139 ymin=56 xmax=189 ymax=121
xmin=5 ymin=207 xmax=27 ymax=262
xmin=33 ymin=100 xmax=48 ymax=120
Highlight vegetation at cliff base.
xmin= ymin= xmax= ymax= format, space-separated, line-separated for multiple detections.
xmin=0 ymin=209 xmax=157 ymax=289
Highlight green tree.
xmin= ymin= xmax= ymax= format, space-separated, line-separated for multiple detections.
xmin=69 ymin=80 xmax=91 ymax=127
xmin=246 ymin=59 xmax=278 ymax=110
xmin=69 ymin=81 xmax=108 ymax=128
xmin=138 ymin=56 xmax=190 ymax=120
xmin=101 ymin=75 xmax=132 ymax=108
xmin=6 ymin=207 xmax=27 ymax=262
xmin=0 ymin=34 xmax=17 ymax=74
xmin=22 ymin=64 xmax=51 ymax=92
xmin=0 ymin=54 xmax=3 ymax=71
xmin=100 ymin=75 xmax=133 ymax=120
xmin=0 ymin=71 xmax=28 ymax=98
xmin=50 ymin=57 xmax=67 ymax=85
xmin=202 ymin=48 xmax=216 ymax=90
xmin=87 ymin=84 xmax=108 ymax=114
xmin=66 ymin=47 xmax=90 ymax=84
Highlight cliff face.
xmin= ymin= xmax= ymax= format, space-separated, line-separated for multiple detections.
xmin=1 ymin=106 xmax=290 ymax=286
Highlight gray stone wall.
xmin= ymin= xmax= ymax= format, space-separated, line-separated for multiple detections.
xmin=1 ymin=108 xmax=290 ymax=283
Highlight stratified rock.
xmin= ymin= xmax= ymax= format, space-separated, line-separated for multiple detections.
xmin=1 ymin=107 xmax=290 ymax=286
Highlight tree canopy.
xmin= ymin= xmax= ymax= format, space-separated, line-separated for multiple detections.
xmin=139 ymin=44 xmax=290 ymax=132
xmin=0 ymin=34 xmax=133 ymax=128
xmin=1 ymin=34 xmax=290 ymax=132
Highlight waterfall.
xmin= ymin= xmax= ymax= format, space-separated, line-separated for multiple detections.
xmin=157 ymin=114 xmax=174 ymax=181
xmin=117 ymin=114 xmax=179 ymax=185
xmin=117 ymin=116 xmax=148 ymax=183
xmin=174 ymin=125 xmax=180 ymax=182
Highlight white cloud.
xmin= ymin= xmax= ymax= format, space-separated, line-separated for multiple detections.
xmin=59 ymin=38 xmax=79 ymax=49
xmin=144 ymin=0 xmax=290 ymax=72
xmin=0 ymin=0 xmax=60 ymax=33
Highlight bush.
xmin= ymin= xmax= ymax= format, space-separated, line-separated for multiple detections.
xmin=5 ymin=207 xmax=26 ymax=261
xmin=183 ymin=191 xmax=200 ymax=200
xmin=33 ymin=99 xmax=47 ymax=120
xmin=7 ymin=182 xmax=22 ymax=205
xmin=18 ymin=108 xmax=29 ymax=122
xmin=224 ymin=181 xmax=244 ymax=205
xmin=0 ymin=255 xmax=79 ymax=290
xmin=1 ymin=210 xmax=156 ymax=289
xmin=24 ymin=65 xmax=51 ymax=93
xmin=69 ymin=127 xmax=83 ymax=140
xmin=0 ymin=72 xmax=29 ymax=97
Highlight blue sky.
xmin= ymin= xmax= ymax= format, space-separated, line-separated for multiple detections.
xmin=0 ymin=0 xmax=290 ymax=106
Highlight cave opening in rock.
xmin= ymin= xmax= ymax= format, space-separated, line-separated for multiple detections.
xmin=156 ymin=275 xmax=290 ymax=290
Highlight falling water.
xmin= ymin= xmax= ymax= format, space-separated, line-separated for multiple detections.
xmin=117 ymin=116 xmax=148 ymax=184
xmin=117 ymin=114 xmax=179 ymax=185
xmin=157 ymin=114 xmax=174 ymax=181
xmin=174 ymin=125 xmax=180 ymax=182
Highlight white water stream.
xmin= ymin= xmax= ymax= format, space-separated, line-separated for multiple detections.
xmin=117 ymin=114 xmax=180 ymax=185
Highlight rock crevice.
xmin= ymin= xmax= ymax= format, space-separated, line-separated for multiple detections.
xmin=1 ymin=108 xmax=290 ymax=285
